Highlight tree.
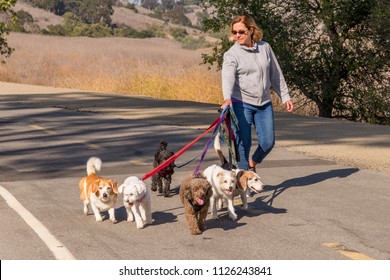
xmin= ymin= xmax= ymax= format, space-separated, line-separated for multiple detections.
xmin=202 ymin=0 xmax=390 ymax=124
xmin=78 ymin=0 xmax=114 ymax=25
xmin=0 ymin=0 xmax=16 ymax=64
xmin=141 ymin=0 xmax=159 ymax=10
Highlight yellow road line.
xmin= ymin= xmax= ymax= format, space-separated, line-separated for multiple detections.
xmin=323 ymin=243 xmax=375 ymax=260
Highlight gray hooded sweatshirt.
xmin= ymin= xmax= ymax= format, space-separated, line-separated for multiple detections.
xmin=222 ymin=40 xmax=291 ymax=106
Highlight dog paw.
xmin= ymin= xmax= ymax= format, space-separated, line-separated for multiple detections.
xmin=95 ymin=217 xmax=103 ymax=222
xmin=127 ymin=217 xmax=135 ymax=222
xmin=241 ymin=205 xmax=248 ymax=210
xmin=229 ymin=214 xmax=237 ymax=221
xmin=136 ymin=223 xmax=145 ymax=229
xmin=190 ymin=229 xmax=201 ymax=235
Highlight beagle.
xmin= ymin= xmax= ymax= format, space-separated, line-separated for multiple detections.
xmin=79 ymin=157 xmax=118 ymax=222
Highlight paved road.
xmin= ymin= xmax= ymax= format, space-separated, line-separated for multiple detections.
xmin=0 ymin=83 xmax=389 ymax=261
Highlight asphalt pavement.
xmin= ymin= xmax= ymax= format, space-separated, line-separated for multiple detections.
xmin=0 ymin=82 xmax=389 ymax=263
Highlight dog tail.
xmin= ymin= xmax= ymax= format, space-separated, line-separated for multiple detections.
xmin=86 ymin=157 xmax=102 ymax=175
xmin=214 ymin=132 xmax=229 ymax=167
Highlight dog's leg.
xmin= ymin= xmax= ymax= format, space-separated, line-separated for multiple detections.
xmin=240 ymin=191 xmax=248 ymax=210
xmin=226 ymin=197 xmax=238 ymax=221
xmin=157 ymin=177 xmax=163 ymax=194
xmin=131 ymin=204 xmax=144 ymax=229
xmin=151 ymin=175 xmax=158 ymax=192
xmin=210 ymin=196 xmax=219 ymax=219
xmin=91 ymin=204 xmax=103 ymax=222
xmin=163 ymin=177 xmax=171 ymax=197
xmin=198 ymin=204 xmax=209 ymax=232
xmin=83 ymin=200 xmax=89 ymax=215
xmin=108 ymin=207 xmax=116 ymax=223
xmin=185 ymin=207 xmax=201 ymax=235
xmin=216 ymin=197 xmax=223 ymax=210
xmin=141 ymin=197 xmax=153 ymax=225
xmin=125 ymin=205 xmax=135 ymax=222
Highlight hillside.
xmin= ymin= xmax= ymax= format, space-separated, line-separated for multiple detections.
xmin=11 ymin=1 xmax=218 ymax=43
xmin=14 ymin=1 xmax=63 ymax=29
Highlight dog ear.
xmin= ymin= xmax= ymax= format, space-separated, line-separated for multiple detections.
xmin=160 ymin=140 xmax=167 ymax=149
xmin=111 ymin=180 xmax=119 ymax=194
xmin=91 ymin=180 xmax=100 ymax=195
xmin=118 ymin=183 xmax=125 ymax=194
xmin=183 ymin=186 xmax=193 ymax=200
xmin=135 ymin=182 xmax=147 ymax=196
xmin=236 ymin=170 xmax=247 ymax=191
xmin=205 ymin=185 xmax=213 ymax=199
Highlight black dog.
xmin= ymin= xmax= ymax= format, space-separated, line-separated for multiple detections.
xmin=151 ymin=140 xmax=175 ymax=197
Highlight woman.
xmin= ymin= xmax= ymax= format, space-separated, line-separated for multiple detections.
xmin=220 ymin=15 xmax=293 ymax=172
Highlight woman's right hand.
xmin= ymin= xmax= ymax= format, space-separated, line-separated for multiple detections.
xmin=221 ymin=99 xmax=232 ymax=109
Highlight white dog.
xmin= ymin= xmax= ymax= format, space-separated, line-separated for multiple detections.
xmin=203 ymin=164 xmax=238 ymax=220
xmin=118 ymin=176 xmax=152 ymax=229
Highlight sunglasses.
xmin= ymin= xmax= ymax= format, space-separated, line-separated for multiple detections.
xmin=231 ymin=29 xmax=248 ymax=35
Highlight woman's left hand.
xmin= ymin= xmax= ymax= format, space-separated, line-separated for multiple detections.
xmin=285 ymin=100 xmax=294 ymax=112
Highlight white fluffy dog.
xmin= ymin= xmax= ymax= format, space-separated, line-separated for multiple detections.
xmin=203 ymin=164 xmax=238 ymax=220
xmin=118 ymin=176 xmax=152 ymax=229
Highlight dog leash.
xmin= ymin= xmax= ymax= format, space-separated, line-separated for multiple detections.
xmin=193 ymin=106 xmax=231 ymax=176
xmin=140 ymin=109 xmax=229 ymax=182
xmin=174 ymin=156 xmax=198 ymax=168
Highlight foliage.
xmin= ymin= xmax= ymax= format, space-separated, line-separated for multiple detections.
xmin=6 ymin=9 xmax=40 ymax=33
xmin=180 ymin=35 xmax=211 ymax=49
xmin=44 ymin=12 xmax=157 ymax=38
xmin=141 ymin=0 xmax=159 ymax=10
xmin=165 ymin=4 xmax=192 ymax=26
xmin=77 ymin=0 xmax=114 ymax=25
xmin=0 ymin=0 xmax=16 ymax=63
xmin=170 ymin=27 xmax=188 ymax=39
xmin=201 ymin=0 xmax=390 ymax=124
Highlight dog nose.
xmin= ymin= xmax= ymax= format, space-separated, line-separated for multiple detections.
xmin=103 ymin=193 xmax=108 ymax=198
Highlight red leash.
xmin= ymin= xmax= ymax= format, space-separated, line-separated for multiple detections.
xmin=141 ymin=116 xmax=221 ymax=181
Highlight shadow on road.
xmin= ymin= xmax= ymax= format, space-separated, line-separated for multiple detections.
xmin=265 ymin=168 xmax=360 ymax=206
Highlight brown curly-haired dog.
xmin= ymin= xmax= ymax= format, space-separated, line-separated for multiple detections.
xmin=179 ymin=172 xmax=213 ymax=235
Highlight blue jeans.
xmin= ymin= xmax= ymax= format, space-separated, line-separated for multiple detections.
xmin=232 ymin=102 xmax=275 ymax=170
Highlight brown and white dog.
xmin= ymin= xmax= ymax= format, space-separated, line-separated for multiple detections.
xmin=233 ymin=169 xmax=264 ymax=209
xmin=78 ymin=157 xmax=118 ymax=222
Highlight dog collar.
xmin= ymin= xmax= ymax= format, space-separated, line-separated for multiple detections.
xmin=136 ymin=193 xmax=146 ymax=202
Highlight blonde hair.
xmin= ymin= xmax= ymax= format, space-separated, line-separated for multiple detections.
xmin=229 ymin=15 xmax=263 ymax=42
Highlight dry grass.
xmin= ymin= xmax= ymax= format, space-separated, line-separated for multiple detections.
xmin=1 ymin=33 xmax=223 ymax=104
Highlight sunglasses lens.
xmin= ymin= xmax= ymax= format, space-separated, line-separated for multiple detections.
xmin=232 ymin=30 xmax=247 ymax=35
